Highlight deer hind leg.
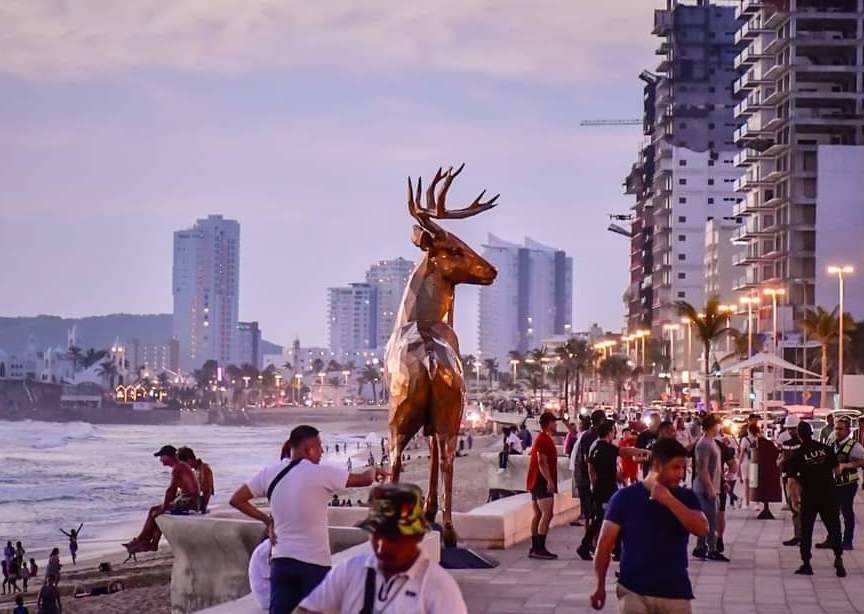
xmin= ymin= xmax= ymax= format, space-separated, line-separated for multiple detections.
xmin=424 ymin=433 xmax=440 ymax=524
xmin=389 ymin=428 xmax=408 ymax=483
xmin=440 ymin=433 xmax=459 ymax=547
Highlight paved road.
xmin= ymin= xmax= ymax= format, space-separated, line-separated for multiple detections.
xmin=452 ymin=496 xmax=864 ymax=613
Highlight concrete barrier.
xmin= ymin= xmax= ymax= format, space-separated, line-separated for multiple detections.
xmin=197 ymin=531 xmax=440 ymax=614
xmin=483 ymin=452 xmax=573 ymax=493
xmin=157 ymin=515 xmax=371 ymax=614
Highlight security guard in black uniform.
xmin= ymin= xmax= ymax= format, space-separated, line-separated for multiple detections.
xmin=783 ymin=421 xmax=846 ymax=577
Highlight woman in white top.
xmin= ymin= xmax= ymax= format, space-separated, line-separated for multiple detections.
xmin=737 ymin=423 xmax=759 ymax=510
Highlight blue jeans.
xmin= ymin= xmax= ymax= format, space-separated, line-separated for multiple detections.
xmin=270 ymin=557 xmax=330 ymax=614
xmin=695 ymin=491 xmax=718 ymax=553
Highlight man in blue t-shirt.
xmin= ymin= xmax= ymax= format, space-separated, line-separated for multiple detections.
xmin=590 ymin=438 xmax=709 ymax=613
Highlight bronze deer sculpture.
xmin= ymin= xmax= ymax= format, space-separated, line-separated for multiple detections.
xmin=384 ymin=164 xmax=498 ymax=547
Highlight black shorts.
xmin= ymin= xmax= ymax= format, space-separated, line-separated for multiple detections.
xmin=531 ymin=475 xmax=554 ymax=501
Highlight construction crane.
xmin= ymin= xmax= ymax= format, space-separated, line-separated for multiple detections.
xmin=579 ymin=119 xmax=641 ymax=127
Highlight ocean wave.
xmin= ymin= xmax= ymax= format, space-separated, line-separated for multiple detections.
xmin=3 ymin=420 xmax=99 ymax=449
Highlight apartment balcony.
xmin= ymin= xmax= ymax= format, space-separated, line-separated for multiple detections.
xmin=796 ymin=29 xmax=861 ymax=46
xmin=763 ymin=8 xmax=790 ymax=29
xmin=735 ymin=63 xmax=772 ymax=93
xmin=734 ymin=119 xmax=774 ymax=148
xmin=736 ymin=159 xmax=780 ymax=190
xmin=791 ymin=108 xmax=864 ymax=125
xmin=763 ymin=33 xmax=790 ymax=55
xmin=734 ymin=147 xmax=763 ymax=168
xmin=736 ymin=0 xmax=767 ymax=20
xmin=652 ymin=9 xmax=672 ymax=35
xmin=762 ymin=85 xmax=788 ymax=106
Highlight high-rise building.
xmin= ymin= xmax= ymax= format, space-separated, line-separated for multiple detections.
xmin=236 ymin=321 xmax=262 ymax=369
xmin=705 ymin=216 xmax=741 ymax=306
xmin=327 ymin=283 xmax=378 ymax=355
xmin=172 ymin=215 xmax=240 ymax=372
xmin=478 ymin=235 xmax=573 ymax=365
xmin=624 ymin=0 xmax=742 ymax=382
xmin=733 ymin=0 xmax=864 ymax=335
xmin=365 ymin=257 xmax=415 ymax=349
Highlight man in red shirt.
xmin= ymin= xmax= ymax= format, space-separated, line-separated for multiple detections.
xmin=527 ymin=412 xmax=559 ymax=560
xmin=618 ymin=428 xmax=638 ymax=485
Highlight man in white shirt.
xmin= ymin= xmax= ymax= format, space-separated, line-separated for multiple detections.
xmin=506 ymin=428 xmax=524 ymax=454
xmin=297 ymin=483 xmax=468 ymax=614
xmin=230 ymin=425 xmax=387 ymax=614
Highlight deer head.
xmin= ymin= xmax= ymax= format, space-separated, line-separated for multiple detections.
xmin=407 ymin=164 xmax=498 ymax=286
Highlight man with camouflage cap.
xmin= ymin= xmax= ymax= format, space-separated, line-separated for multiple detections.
xmin=297 ymin=483 xmax=467 ymax=614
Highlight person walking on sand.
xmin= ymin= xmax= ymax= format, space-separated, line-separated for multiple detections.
xmin=4 ymin=541 xmax=13 ymax=566
xmin=124 ymin=445 xmax=200 ymax=554
xmin=230 ymin=424 xmax=387 ymax=614
xmin=590 ymin=438 xmax=708 ymax=613
xmin=59 ymin=524 xmax=83 ymax=565
xmin=45 ymin=549 xmax=61 ymax=584
xmin=178 ymin=447 xmax=215 ymax=513
xmin=2 ymin=560 xmax=9 ymax=595
xmin=29 ymin=558 xmax=38 ymax=581
xmin=37 ymin=574 xmax=62 ymax=614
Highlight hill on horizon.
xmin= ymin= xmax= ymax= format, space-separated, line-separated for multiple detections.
xmin=0 ymin=313 xmax=282 ymax=357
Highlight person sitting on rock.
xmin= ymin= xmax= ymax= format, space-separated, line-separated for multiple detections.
xmin=124 ymin=445 xmax=200 ymax=554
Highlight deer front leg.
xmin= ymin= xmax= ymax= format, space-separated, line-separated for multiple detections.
xmin=389 ymin=430 xmax=407 ymax=483
xmin=424 ymin=434 xmax=440 ymax=524
xmin=440 ymin=433 xmax=459 ymax=548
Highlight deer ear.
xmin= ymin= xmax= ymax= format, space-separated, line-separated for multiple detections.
xmin=411 ymin=225 xmax=433 ymax=251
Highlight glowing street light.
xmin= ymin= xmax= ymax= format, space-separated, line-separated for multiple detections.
xmin=828 ymin=265 xmax=854 ymax=407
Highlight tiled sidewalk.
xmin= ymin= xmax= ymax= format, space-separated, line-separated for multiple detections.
xmin=452 ymin=497 xmax=864 ymax=613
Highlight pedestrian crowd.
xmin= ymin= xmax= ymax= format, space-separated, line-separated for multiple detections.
xmin=2 ymin=539 xmax=64 ymax=614
xmin=519 ymin=406 xmax=864 ymax=612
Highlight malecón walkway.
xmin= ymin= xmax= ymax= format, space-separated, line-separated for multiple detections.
xmin=451 ymin=496 xmax=864 ymax=613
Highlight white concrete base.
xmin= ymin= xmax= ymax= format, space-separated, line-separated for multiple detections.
xmin=197 ymin=532 xmax=441 ymax=614
xmin=158 ymin=515 xmax=373 ymax=614
xmin=482 ymin=452 xmax=573 ymax=493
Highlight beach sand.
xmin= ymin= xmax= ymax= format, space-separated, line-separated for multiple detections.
xmin=0 ymin=549 xmax=172 ymax=614
xmin=2 ymin=407 xmax=498 ymax=613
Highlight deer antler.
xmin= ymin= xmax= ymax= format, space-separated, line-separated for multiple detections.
xmin=408 ymin=176 xmax=444 ymax=237
xmin=410 ymin=163 xmax=499 ymax=224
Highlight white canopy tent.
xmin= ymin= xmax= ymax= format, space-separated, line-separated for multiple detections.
xmin=718 ymin=352 xmax=823 ymax=383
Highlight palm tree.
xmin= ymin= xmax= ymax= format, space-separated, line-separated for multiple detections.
xmin=83 ymin=348 xmax=108 ymax=369
xmin=800 ymin=306 xmax=853 ymax=407
xmin=677 ymin=297 xmax=733 ymax=409
xmin=311 ymin=358 xmax=325 ymax=375
xmin=360 ymin=364 xmax=381 ymax=403
xmin=483 ymin=358 xmax=498 ymax=388
xmin=507 ymin=350 xmax=525 ymax=384
xmin=556 ymin=338 xmax=592 ymax=413
xmin=599 ymin=355 xmax=633 ymax=411
xmin=96 ymin=360 xmax=118 ymax=389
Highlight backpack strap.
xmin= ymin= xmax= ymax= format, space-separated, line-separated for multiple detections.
xmin=359 ymin=566 xmax=376 ymax=614
xmin=266 ymin=459 xmax=302 ymax=501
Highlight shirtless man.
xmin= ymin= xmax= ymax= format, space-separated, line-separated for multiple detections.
xmin=178 ymin=447 xmax=215 ymax=513
xmin=124 ymin=445 xmax=199 ymax=554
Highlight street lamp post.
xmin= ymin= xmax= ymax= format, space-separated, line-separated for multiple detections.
xmin=828 ymin=265 xmax=854 ymax=408
xmin=739 ymin=295 xmax=761 ymax=409
xmin=763 ymin=288 xmax=786 ymax=355
xmin=763 ymin=287 xmax=786 ymax=402
xmin=663 ymin=324 xmax=679 ymax=394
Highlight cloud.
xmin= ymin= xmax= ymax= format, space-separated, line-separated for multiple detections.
xmin=0 ymin=0 xmax=657 ymax=83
